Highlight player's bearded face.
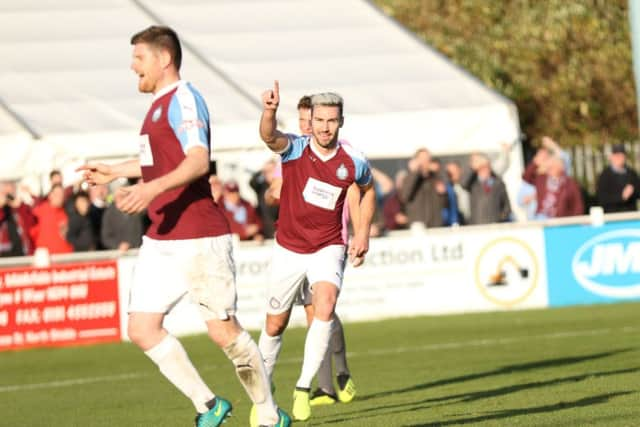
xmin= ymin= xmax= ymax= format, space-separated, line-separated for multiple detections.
xmin=131 ymin=43 xmax=162 ymax=94
xmin=311 ymin=105 xmax=342 ymax=148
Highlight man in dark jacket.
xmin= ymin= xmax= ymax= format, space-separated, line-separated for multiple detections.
xmin=463 ymin=153 xmax=512 ymax=224
xmin=66 ymin=191 xmax=95 ymax=251
xmin=398 ymin=148 xmax=447 ymax=228
xmin=596 ymin=144 xmax=640 ymax=213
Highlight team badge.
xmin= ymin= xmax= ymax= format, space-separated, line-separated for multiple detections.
xmin=336 ymin=163 xmax=348 ymax=180
xmin=269 ymin=297 xmax=281 ymax=309
xmin=151 ymin=106 xmax=163 ymax=122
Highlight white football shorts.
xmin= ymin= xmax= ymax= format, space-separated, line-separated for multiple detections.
xmin=129 ymin=234 xmax=237 ymax=320
xmin=267 ymin=240 xmax=346 ymax=314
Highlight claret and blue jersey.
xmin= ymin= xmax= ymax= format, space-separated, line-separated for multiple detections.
xmin=276 ymin=134 xmax=372 ymax=253
xmin=139 ymin=80 xmax=229 ymax=240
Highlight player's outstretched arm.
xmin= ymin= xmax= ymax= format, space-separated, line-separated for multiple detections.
xmin=76 ymin=159 xmax=141 ymax=186
xmin=116 ymin=146 xmax=209 ymax=214
xmin=259 ymin=80 xmax=289 ymax=152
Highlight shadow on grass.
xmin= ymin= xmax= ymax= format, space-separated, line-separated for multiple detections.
xmin=358 ymin=348 xmax=634 ymax=402
xmin=315 ymin=390 xmax=635 ymax=426
xmin=403 ymin=391 xmax=635 ymax=426
xmin=422 ymin=366 xmax=640 ymax=405
xmin=315 ymin=366 xmax=638 ymax=424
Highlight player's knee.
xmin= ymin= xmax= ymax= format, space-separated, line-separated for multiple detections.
xmin=265 ymin=318 xmax=287 ymax=336
xmin=127 ymin=325 xmax=148 ymax=348
xmin=128 ymin=320 xmax=161 ymax=349
xmin=313 ymin=293 xmax=337 ymax=320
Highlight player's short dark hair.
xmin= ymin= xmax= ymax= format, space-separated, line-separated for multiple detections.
xmin=297 ymin=95 xmax=312 ymax=110
xmin=49 ymin=169 xmax=61 ymax=180
xmin=131 ymin=26 xmax=182 ymax=70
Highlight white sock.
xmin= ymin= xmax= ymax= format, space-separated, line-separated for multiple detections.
xmin=258 ymin=329 xmax=283 ymax=384
xmin=296 ymin=318 xmax=333 ymax=389
xmin=145 ymin=334 xmax=214 ymax=414
xmin=224 ymin=330 xmax=278 ymax=425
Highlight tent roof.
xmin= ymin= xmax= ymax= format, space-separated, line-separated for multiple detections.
xmin=0 ymin=0 xmax=519 ymax=163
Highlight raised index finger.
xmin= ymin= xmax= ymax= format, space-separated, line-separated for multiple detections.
xmin=273 ymin=80 xmax=279 ymax=97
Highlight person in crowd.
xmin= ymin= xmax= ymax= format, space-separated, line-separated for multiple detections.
xmin=66 ymin=191 xmax=95 ymax=251
xmin=399 ymin=148 xmax=447 ymax=228
xmin=101 ymin=179 xmax=145 ymax=252
xmin=431 ymin=157 xmax=460 ymax=226
xmin=0 ymin=180 xmax=35 ymax=256
xmin=30 ymin=184 xmax=73 ymax=254
xmin=50 ymin=169 xmax=76 ymax=202
xmin=382 ymin=170 xmax=410 ymax=231
xmin=596 ymin=143 xmax=640 ymax=213
xmin=517 ymin=180 xmax=538 ymax=220
xmin=523 ymin=148 xmax=584 ymax=218
xmin=463 ymin=153 xmax=512 ymax=224
xmin=87 ymin=184 xmax=108 ymax=249
xmin=221 ymin=180 xmax=264 ymax=241
xmin=445 ymin=161 xmax=470 ymax=224
xmin=249 ymin=158 xmax=280 ymax=239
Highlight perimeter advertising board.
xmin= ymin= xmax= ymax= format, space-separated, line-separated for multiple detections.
xmin=116 ymin=226 xmax=548 ymax=336
xmin=544 ymin=220 xmax=640 ymax=306
xmin=0 ymin=260 xmax=120 ymax=351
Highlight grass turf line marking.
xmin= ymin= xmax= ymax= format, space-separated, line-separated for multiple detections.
xmin=1 ymin=325 xmax=637 ymax=394
xmin=0 ymin=373 xmax=143 ymax=393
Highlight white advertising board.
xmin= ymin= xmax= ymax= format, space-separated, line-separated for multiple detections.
xmin=116 ymin=225 xmax=548 ymax=338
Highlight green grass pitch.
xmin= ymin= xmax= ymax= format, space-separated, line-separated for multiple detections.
xmin=1 ymin=302 xmax=638 ymax=426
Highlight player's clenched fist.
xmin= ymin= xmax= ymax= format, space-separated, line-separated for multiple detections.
xmin=261 ymin=80 xmax=280 ymax=110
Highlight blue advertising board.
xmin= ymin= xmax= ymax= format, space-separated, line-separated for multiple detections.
xmin=544 ymin=220 xmax=640 ymax=307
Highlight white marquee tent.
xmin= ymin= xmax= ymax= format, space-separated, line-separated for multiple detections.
xmin=0 ymin=0 xmax=523 ymax=210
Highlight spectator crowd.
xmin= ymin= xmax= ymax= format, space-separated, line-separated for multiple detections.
xmin=2 ymin=135 xmax=639 ymax=258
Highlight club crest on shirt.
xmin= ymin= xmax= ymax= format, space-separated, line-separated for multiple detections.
xmin=336 ymin=163 xmax=348 ymax=180
xmin=151 ymin=106 xmax=163 ymax=122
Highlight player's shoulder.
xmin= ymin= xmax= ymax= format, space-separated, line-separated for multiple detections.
xmin=279 ymin=133 xmax=310 ymax=157
xmin=173 ymin=81 xmax=205 ymax=103
xmin=339 ymin=139 xmax=368 ymax=163
xmin=170 ymin=81 xmax=209 ymax=117
xmin=288 ymin=133 xmax=311 ymax=146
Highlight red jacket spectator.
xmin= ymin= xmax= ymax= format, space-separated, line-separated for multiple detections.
xmin=523 ymin=155 xmax=584 ymax=218
xmin=30 ymin=185 xmax=73 ymax=254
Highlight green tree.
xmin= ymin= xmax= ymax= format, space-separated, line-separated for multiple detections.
xmin=373 ymin=0 xmax=638 ymax=146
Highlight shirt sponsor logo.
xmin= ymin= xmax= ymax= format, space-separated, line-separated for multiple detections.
xmin=139 ymin=134 xmax=154 ymax=167
xmin=177 ymin=119 xmax=205 ymax=133
xmin=151 ymin=106 xmax=162 ymax=122
xmin=302 ymin=177 xmax=342 ymax=210
xmin=571 ymin=229 xmax=640 ymax=298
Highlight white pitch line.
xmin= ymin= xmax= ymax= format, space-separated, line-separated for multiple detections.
xmin=1 ymin=325 xmax=637 ymax=394
xmin=0 ymin=372 xmax=143 ymax=393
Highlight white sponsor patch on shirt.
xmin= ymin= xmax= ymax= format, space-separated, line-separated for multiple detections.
xmin=302 ymin=177 xmax=342 ymax=210
xmin=139 ymin=134 xmax=154 ymax=166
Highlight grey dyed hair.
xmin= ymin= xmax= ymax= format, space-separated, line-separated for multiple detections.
xmin=311 ymin=92 xmax=344 ymax=116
